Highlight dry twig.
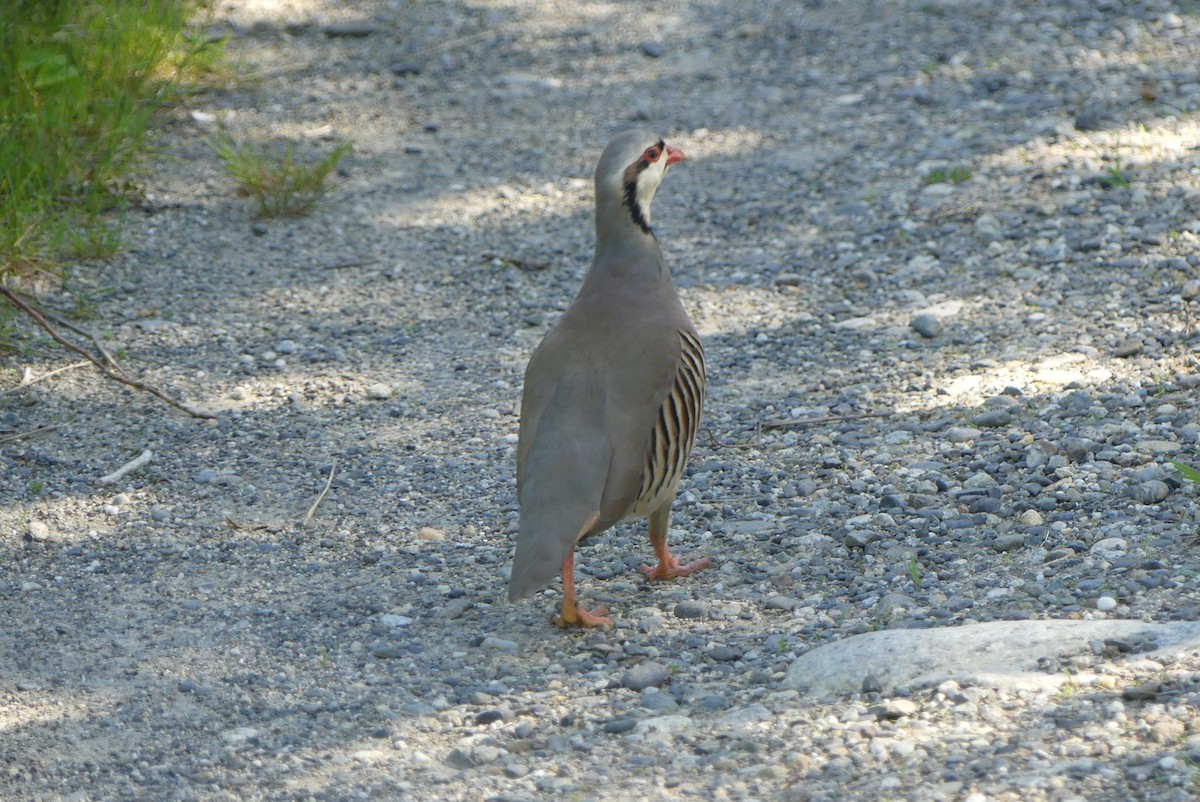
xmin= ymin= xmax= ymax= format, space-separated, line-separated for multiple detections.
xmin=98 ymin=449 xmax=153 ymax=484
xmin=0 ymin=422 xmax=68 ymax=445
xmin=0 ymin=284 xmax=215 ymax=419
xmin=301 ymin=460 xmax=337 ymax=528
xmin=0 ymin=360 xmax=90 ymax=394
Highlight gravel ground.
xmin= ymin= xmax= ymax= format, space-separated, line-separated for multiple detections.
xmin=3 ymin=1 xmax=1200 ymax=800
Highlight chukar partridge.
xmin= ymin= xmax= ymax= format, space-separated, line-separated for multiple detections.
xmin=508 ymin=129 xmax=710 ymax=628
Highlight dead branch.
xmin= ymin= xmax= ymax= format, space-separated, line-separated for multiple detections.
xmin=0 ymin=284 xmax=215 ymax=419
xmin=301 ymin=460 xmax=337 ymax=528
xmin=98 ymin=449 xmax=153 ymax=484
xmin=0 ymin=360 xmax=90 ymax=394
xmin=0 ymin=422 xmax=68 ymax=445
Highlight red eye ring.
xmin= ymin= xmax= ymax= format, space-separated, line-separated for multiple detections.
xmin=643 ymin=146 xmax=662 ymax=162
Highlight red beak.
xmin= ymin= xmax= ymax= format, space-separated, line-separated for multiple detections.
xmin=665 ymin=145 xmax=687 ymax=166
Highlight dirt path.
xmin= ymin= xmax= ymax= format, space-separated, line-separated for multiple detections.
xmin=3 ymin=2 xmax=1200 ymax=800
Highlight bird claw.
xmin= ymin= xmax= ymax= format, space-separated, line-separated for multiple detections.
xmin=639 ymin=556 xmax=713 ymax=581
xmin=555 ymin=603 xmax=612 ymax=629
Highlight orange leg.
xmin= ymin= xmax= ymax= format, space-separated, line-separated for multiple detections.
xmin=554 ymin=549 xmax=612 ymax=629
xmin=638 ymin=504 xmax=712 ymax=581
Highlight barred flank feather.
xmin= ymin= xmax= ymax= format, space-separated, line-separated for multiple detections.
xmin=632 ymin=329 xmax=705 ymax=516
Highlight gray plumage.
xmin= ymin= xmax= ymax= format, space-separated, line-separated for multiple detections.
xmin=508 ymin=130 xmax=707 ymax=616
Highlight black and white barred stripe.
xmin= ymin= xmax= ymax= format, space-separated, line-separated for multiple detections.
xmin=633 ymin=329 xmax=705 ymax=516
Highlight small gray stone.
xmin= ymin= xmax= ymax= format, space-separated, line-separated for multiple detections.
xmin=194 ymin=469 xmax=218 ymax=484
xmin=972 ymin=409 xmax=1012 ymax=428
xmin=367 ymin=382 xmax=394 ymax=400
xmin=480 ymin=636 xmax=518 ymax=654
xmin=910 ymin=313 xmax=941 ymax=338
xmin=992 ymin=534 xmax=1025 ymax=552
xmin=392 ymin=62 xmax=422 ymax=77
xmin=674 ymin=600 xmax=708 ymax=619
xmin=1113 ymin=339 xmax=1143 ymax=358
xmin=640 ymin=41 xmax=665 ymax=58
xmin=1130 ymin=480 xmax=1170 ymax=504
xmin=844 ymin=530 xmax=882 ymax=549
xmin=324 ymin=22 xmax=378 ymax=38
xmin=1123 ymin=680 xmax=1161 ymax=701
xmin=28 ymin=521 xmax=50 ymax=542
xmin=435 ymin=598 xmax=473 ymax=619
xmin=764 ymin=595 xmax=803 ymax=611
xmin=443 ymin=747 xmax=474 ymax=769
xmin=707 ymin=645 xmax=743 ymax=662
xmin=869 ymin=699 xmax=918 ymax=720
xmin=369 ymin=641 xmax=404 ymax=659
xmin=622 ymin=661 xmax=670 ymax=691
xmin=641 ymin=690 xmax=678 ymax=711
xmin=972 ymin=214 xmax=1003 ymax=243
xmin=1074 ymin=106 xmax=1108 ymax=131
xmin=604 ymin=717 xmax=639 ymax=733
xmin=945 ymin=426 xmax=978 ymax=443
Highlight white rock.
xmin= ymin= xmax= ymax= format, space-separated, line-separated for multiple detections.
xmin=1090 ymin=537 xmax=1128 ymax=555
xmin=1096 ymin=596 xmax=1117 ymax=612
xmin=632 ymin=715 xmax=691 ymax=738
xmin=783 ymin=620 xmax=1200 ymax=695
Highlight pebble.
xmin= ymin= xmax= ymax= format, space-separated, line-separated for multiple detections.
xmin=1130 ymin=481 xmax=1170 ymax=504
xmin=1113 ymin=339 xmax=1144 ymax=358
xmin=324 ymin=22 xmax=377 ymax=37
xmin=944 ymin=426 xmax=977 ymax=443
xmin=1096 ymin=596 xmax=1117 ymax=612
xmin=991 ymin=534 xmax=1025 ymax=552
xmin=367 ymin=383 xmax=394 ymax=400
xmin=673 ymin=600 xmax=708 ymax=619
xmin=870 ymin=699 xmax=918 ymax=720
xmin=640 ymin=41 xmax=666 ymax=58
xmin=622 ymin=662 xmax=670 ymax=691
xmin=910 ymin=313 xmax=941 ymax=338
xmin=28 ymin=521 xmax=51 ymax=542
xmin=972 ymin=409 xmax=1012 ymax=428
xmin=480 ymin=637 xmax=518 ymax=654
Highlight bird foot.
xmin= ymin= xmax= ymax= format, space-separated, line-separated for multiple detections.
xmin=555 ymin=602 xmax=612 ymax=629
xmin=639 ymin=556 xmax=713 ymax=581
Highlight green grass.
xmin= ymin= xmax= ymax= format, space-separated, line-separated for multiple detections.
xmin=212 ymin=136 xmax=352 ymax=217
xmin=1170 ymin=454 xmax=1200 ymax=484
xmin=922 ymin=167 xmax=972 ymax=185
xmin=0 ymin=0 xmax=222 ymax=283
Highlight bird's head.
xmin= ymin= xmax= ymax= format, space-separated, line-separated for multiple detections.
xmin=594 ymin=129 xmax=687 ymax=238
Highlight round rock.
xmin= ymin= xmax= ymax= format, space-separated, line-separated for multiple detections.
xmin=622 ymin=661 xmax=670 ymax=691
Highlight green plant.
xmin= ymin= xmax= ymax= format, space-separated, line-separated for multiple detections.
xmin=212 ymin=136 xmax=352 ymax=217
xmin=908 ymin=554 xmax=922 ymax=586
xmin=1 ymin=1 xmax=223 ymax=281
xmin=1169 ymin=453 xmax=1200 ymax=484
xmin=1099 ymin=162 xmax=1131 ymax=188
xmin=922 ymin=167 xmax=972 ymax=185
xmin=1055 ymin=667 xmax=1078 ymax=700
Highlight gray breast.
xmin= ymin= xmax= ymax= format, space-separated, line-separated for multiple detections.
xmin=631 ymin=329 xmax=705 ymax=517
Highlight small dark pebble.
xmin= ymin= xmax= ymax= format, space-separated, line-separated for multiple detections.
xmin=324 ymin=22 xmax=378 ymax=38
xmin=604 ymin=717 xmax=638 ymax=734
xmin=640 ymin=41 xmax=666 ymax=58
xmin=1122 ymin=680 xmax=1161 ymax=701
xmin=706 ymin=645 xmax=743 ymax=662
xmin=674 ymin=600 xmax=708 ymax=619
xmin=475 ymin=710 xmax=505 ymax=726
